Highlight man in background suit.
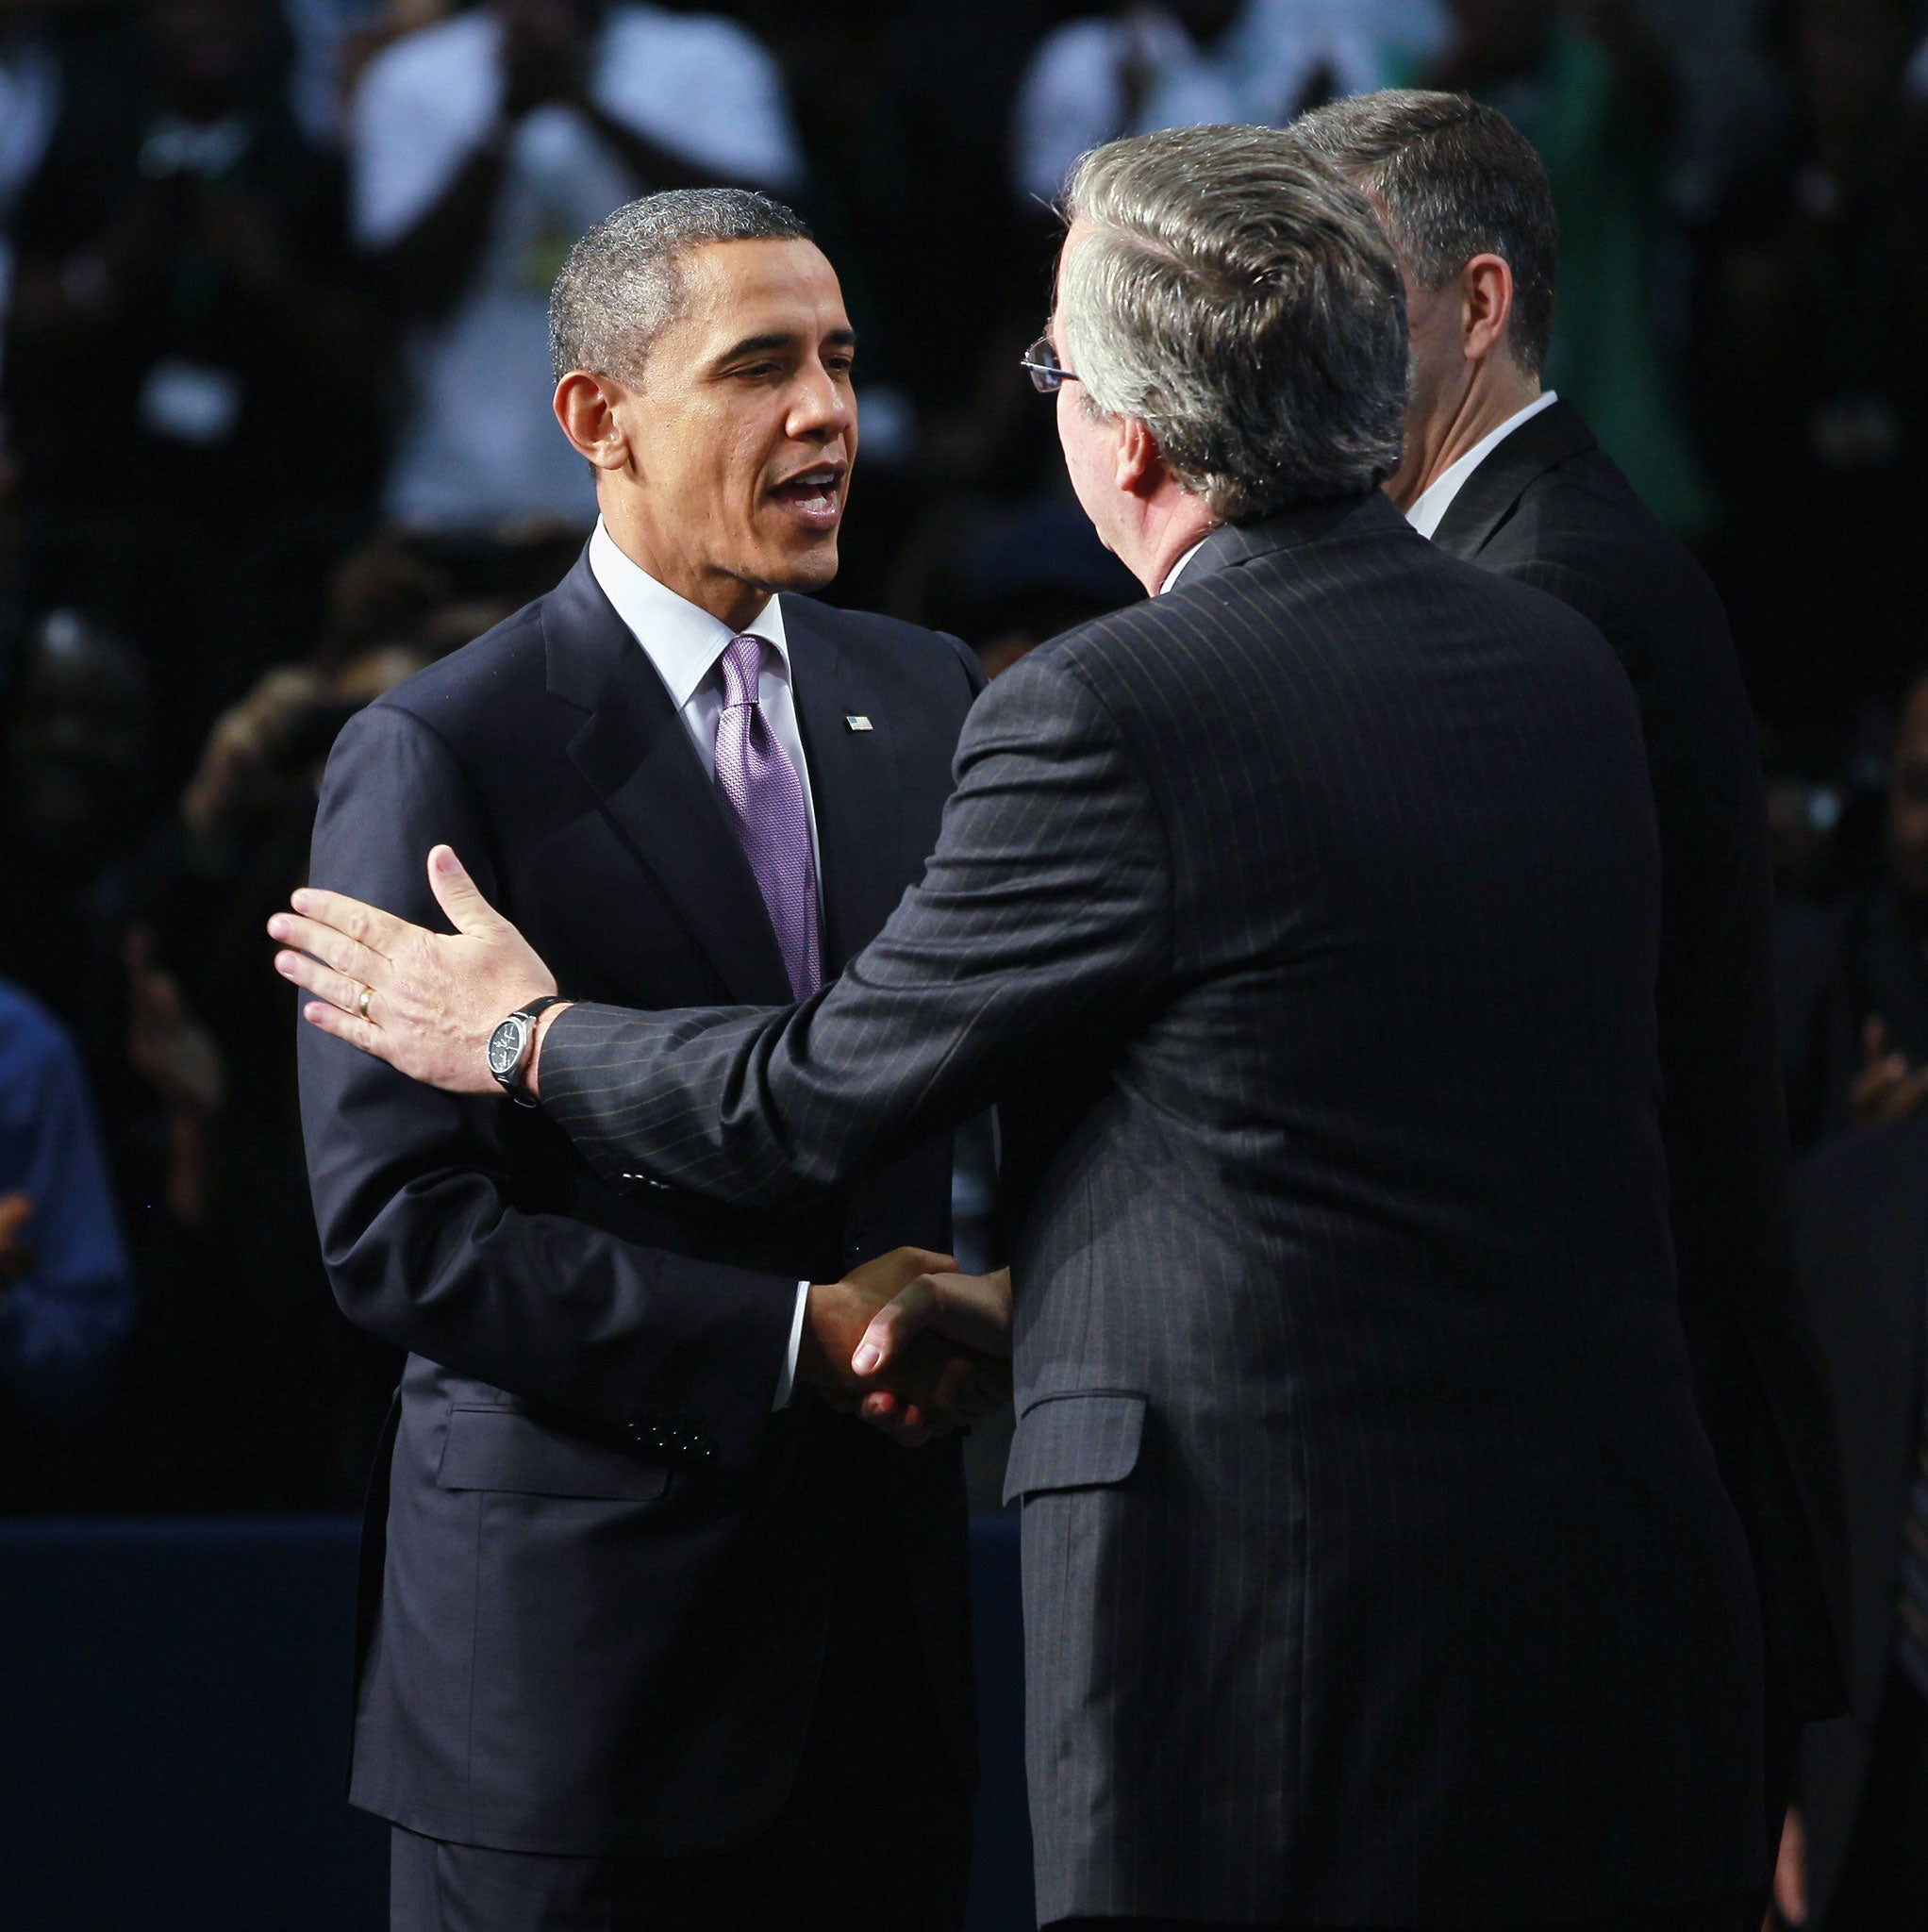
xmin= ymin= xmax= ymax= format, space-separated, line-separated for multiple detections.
xmin=280 ymin=127 xmax=1771 ymax=1930
xmin=283 ymin=188 xmax=1001 ymax=1932
xmin=1791 ymin=1118 xmax=1928 ymax=1928
xmin=1293 ymin=88 xmax=1853 ymax=1849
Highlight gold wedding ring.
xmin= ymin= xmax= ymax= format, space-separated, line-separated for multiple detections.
xmin=358 ymin=985 xmax=373 ymax=1019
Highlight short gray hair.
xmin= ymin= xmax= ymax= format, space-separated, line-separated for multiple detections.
xmin=1057 ymin=125 xmax=1407 ymax=523
xmin=1289 ymin=91 xmax=1558 ymax=376
xmin=548 ymin=188 xmax=813 ymax=380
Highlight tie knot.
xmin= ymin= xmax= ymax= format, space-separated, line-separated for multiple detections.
xmin=720 ymin=633 xmax=768 ymax=709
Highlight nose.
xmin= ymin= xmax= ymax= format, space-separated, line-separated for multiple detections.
xmin=787 ymin=358 xmax=853 ymax=443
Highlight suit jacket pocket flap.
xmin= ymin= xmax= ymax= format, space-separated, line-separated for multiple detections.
xmin=1002 ymin=1390 xmax=1148 ymax=1505
xmin=438 ymin=1407 xmax=670 ymax=1502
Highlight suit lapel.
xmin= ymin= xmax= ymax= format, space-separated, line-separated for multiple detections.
xmin=544 ymin=554 xmax=792 ymax=1006
xmin=1428 ymin=397 xmax=1599 ymax=560
xmin=782 ymin=595 xmax=904 ymax=974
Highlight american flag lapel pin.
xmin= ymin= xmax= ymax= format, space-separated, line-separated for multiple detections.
xmin=844 ymin=714 xmax=873 ymax=732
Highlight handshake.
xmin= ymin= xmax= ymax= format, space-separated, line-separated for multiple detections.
xmin=800 ymin=1249 xmax=1012 ymax=1445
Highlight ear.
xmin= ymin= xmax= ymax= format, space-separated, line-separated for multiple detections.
xmin=553 ymin=372 xmax=633 ymax=471
xmin=1113 ymin=414 xmax=1169 ymax=500
xmin=1460 ymin=253 xmax=1517 ymax=366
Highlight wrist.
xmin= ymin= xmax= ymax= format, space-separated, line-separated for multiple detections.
xmin=796 ymin=1279 xmax=860 ymax=1394
xmin=522 ymin=999 xmax=572 ymax=1101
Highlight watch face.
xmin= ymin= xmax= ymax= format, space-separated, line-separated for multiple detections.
xmin=488 ymin=1016 xmax=526 ymax=1081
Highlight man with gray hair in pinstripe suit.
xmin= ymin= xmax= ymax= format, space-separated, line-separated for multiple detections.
xmin=277 ymin=126 xmax=1773 ymax=1931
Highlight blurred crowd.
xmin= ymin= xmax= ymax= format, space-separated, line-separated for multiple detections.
xmin=0 ymin=0 xmax=1925 ymax=1522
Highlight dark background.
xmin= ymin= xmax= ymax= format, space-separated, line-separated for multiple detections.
xmin=1 ymin=0 xmax=1925 ymax=1923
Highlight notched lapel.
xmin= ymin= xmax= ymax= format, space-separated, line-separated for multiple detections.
xmin=545 ymin=557 xmax=792 ymax=1006
xmin=783 ymin=596 xmax=905 ymax=974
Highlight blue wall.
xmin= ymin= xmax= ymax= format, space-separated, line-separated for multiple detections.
xmin=0 ymin=1512 xmax=1032 ymax=1930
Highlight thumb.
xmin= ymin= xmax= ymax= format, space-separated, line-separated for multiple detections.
xmin=853 ymin=1276 xmax=936 ymax=1377
xmin=426 ymin=845 xmax=502 ymax=937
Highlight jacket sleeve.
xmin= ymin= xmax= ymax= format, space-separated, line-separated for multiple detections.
xmin=298 ymin=701 xmax=799 ymax=1467
xmin=539 ymin=646 xmax=1171 ymax=1207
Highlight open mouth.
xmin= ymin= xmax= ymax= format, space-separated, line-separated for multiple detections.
xmin=769 ymin=464 xmax=845 ymax=530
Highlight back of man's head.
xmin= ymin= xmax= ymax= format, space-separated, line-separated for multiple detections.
xmin=1289 ymin=90 xmax=1557 ymax=378
xmin=1058 ymin=125 xmax=1408 ymax=524
xmin=549 ymin=187 xmax=813 ymax=380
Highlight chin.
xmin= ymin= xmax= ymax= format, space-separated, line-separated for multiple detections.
xmin=767 ymin=536 xmax=840 ymax=593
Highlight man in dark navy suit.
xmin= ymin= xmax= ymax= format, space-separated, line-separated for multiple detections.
xmin=1294 ymin=87 xmax=1853 ymax=1870
xmin=285 ymin=188 xmax=1000 ymax=1932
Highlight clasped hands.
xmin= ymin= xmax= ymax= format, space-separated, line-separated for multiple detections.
xmin=803 ymin=1251 xmax=1012 ymax=1445
xmin=268 ymin=845 xmax=1013 ymax=1442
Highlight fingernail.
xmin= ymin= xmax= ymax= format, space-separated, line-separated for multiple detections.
xmin=433 ymin=846 xmax=457 ymax=873
xmin=274 ymin=952 xmax=293 ymax=974
xmin=267 ymin=915 xmax=289 ymax=940
xmin=852 ymin=1344 xmax=881 ymax=1374
xmin=291 ymin=891 xmax=311 ymax=914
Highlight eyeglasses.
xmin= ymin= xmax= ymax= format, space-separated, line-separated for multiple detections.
xmin=1020 ymin=336 xmax=1079 ymax=394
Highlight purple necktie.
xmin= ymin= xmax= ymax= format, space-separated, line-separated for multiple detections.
xmin=713 ymin=633 xmax=822 ymax=999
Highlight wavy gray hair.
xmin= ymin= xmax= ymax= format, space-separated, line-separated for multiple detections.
xmin=549 ymin=188 xmax=813 ymax=381
xmin=1057 ymin=125 xmax=1407 ymax=523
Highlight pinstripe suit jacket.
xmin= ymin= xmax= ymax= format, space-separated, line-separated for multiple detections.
xmin=540 ymin=490 xmax=1769 ymax=1924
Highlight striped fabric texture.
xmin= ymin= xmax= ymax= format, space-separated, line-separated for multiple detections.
xmin=540 ymin=489 xmax=1768 ymax=1924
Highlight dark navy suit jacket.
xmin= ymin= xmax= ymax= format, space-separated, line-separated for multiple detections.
xmin=1792 ymin=1117 xmax=1928 ymax=1917
xmin=1431 ymin=399 xmax=1852 ymax=1732
xmin=297 ymin=551 xmax=982 ymax=1854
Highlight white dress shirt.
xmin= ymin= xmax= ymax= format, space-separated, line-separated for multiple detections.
xmin=589 ymin=521 xmax=819 ymax=1407
xmin=589 ymin=523 xmax=1001 ymax=1412
xmin=1404 ymin=390 xmax=1559 ymax=540
xmin=1160 ymin=535 xmax=1212 ymax=595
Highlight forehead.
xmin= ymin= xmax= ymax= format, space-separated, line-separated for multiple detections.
xmin=673 ymin=238 xmax=847 ymax=341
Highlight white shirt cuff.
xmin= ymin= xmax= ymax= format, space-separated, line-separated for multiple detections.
xmin=773 ymin=1278 xmax=810 ymax=1409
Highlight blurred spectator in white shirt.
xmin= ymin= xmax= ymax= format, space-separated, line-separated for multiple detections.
xmin=1010 ymin=0 xmax=1449 ymax=207
xmin=350 ymin=0 xmax=801 ymax=532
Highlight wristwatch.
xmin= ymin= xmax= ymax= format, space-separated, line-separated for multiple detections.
xmin=487 ymin=995 xmax=569 ymax=1105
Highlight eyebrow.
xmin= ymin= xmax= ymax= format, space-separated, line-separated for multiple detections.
xmin=712 ymin=327 xmax=858 ymax=364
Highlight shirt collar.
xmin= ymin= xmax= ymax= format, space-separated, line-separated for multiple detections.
xmin=1159 ymin=532 xmax=1214 ymax=595
xmin=588 ymin=518 xmax=789 ymax=710
xmin=1404 ymin=390 xmax=1559 ymax=541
